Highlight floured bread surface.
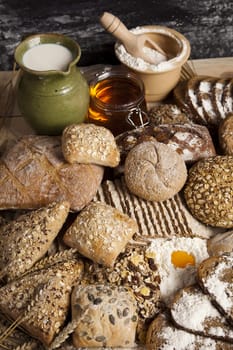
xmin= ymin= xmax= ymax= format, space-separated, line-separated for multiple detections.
xmin=124 ymin=140 xmax=187 ymax=202
xmin=63 ymin=201 xmax=138 ymax=267
xmin=71 ymin=284 xmax=138 ymax=348
xmin=198 ymin=253 xmax=233 ymax=325
xmin=62 ymin=123 xmax=120 ymax=167
xmin=170 ymin=285 xmax=233 ymax=342
xmin=94 ymin=177 xmax=223 ymax=240
xmin=146 ymin=313 xmax=233 ymax=350
xmin=146 ymin=237 xmax=209 ymax=303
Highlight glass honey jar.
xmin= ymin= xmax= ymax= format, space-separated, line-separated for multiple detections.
xmin=87 ymin=66 xmax=149 ymax=136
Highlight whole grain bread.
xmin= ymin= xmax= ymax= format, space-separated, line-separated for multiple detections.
xmin=218 ymin=114 xmax=233 ymax=155
xmin=62 ymin=123 xmax=120 ymax=167
xmin=198 ymin=253 xmax=233 ymax=326
xmin=71 ymin=284 xmax=138 ymax=348
xmin=0 ymin=201 xmax=70 ymax=281
xmin=0 ymin=258 xmax=84 ymax=347
xmin=170 ymin=285 xmax=233 ymax=342
xmin=63 ymin=201 xmax=138 ymax=267
xmin=0 ymin=135 xmax=104 ymax=211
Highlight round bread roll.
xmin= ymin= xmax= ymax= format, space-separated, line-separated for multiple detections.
xmin=71 ymin=284 xmax=138 ymax=348
xmin=218 ymin=114 xmax=233 ymax=155
xmin=124 ymin=140 xmax=187 ymax=202
xmin=184 ymin=155 xmax=233 ymax=228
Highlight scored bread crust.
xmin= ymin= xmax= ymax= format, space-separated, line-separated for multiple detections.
xmin=124 ymin=139 xmax=187 ymax=202
xmin=0 ymin=135 xmax=104 ymax=211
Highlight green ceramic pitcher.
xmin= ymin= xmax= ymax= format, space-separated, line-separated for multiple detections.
xmin=14 ymin=33 xmax=90 ymax=135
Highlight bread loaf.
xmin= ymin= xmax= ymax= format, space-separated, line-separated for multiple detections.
xmin=62 ymin=123 xmax=120 ymax=167
xmin=0 ymin=201 xmax=70 ymax=281
xmin=124 ymin=140 xmax=187 ymax=202
xmin=0 ymin=135 xmax=104 ymax=211
xmin=146 ymin=313 xmax=233 ymax=350
xmin=148 ymin=103 xmax=191 ymax=125
xmin=0 ymin=258 xmax=84 ymax=347
xmin=198 ymin=253 xmax=233 ymax=325
xmin=115 ymin=123 xmax=216 ymax=172
xmin=71 ymin=284 xmax=138 ymax=348
xmin=170 ymin=285 xmax=233 ymax=342
xmin=63 ymin=201 xmax=138 ymax=266
xmin=184 ymin=156 xmax=233 ymax=228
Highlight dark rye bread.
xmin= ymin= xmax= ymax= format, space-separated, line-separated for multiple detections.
xmin=197 ymin=77 xmax=219 ymax=126
xmin=146 ymin=313 xmax=233 ymax=350
xmin=170 ymin=285 xmax=233 ymax=343
xmin=93 ymin=177 xmax=223 ymax=241
xmin=222 ymin=78 xmax=233 ymax=116
xmin=213 ymin=78 xmax=230 ymax=120
xmin=185 ymin=76 xmax=208 ymax=125
xmin=198 ymin=253 xmax=233 ymax=326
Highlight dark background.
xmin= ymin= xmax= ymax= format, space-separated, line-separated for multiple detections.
xmin=0 ymin=0 xmax=232 ymax=71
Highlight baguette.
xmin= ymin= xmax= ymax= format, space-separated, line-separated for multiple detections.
xmin=0 ymin=135 xmax=104 ymax=211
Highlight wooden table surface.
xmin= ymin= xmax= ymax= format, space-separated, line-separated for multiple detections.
xmin=0 ymin=57 xmax=232 ymax=136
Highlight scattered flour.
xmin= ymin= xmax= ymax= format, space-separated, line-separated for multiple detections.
xmin=146 ymin=237 xmax=209 ymax=303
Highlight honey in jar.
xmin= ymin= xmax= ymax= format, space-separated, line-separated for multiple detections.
xmin=87 ymin=67 xmax=148 ymax=136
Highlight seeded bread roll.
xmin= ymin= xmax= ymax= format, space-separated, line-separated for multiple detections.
xmin=62 ymin=123 xmax=120 ymax=167
xmin=124 ymin=140 xmax=187 ymax=202
xmin=218 ymin=114 xmax=233 ymax=155
xmin=184 ymin=156 xmax=233 ymax=228
xmin=63 ymin=201 xmax=138 ymax=267
xmin=71 ymin=284 xmax=138 ymax=348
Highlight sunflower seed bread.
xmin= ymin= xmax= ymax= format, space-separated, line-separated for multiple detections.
xmin=71 ymin=284 xmax=138 ymax=348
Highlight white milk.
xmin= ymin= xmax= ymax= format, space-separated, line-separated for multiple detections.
xmin=22 ymin=43 xmax=73 ymax=71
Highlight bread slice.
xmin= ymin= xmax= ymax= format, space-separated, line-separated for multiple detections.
xmin=0 ymin=258 xmax=83 ymax=347
xmin=185 ymin=76 xmax=208 ymax=125
xmin=0 ymin=201 xmax=70 ymax=281
xmin=198 ymin=77 xmax=219 ymax=126
xmin=170 ymin=285 xmax=233 ymax=342
xmin=198 ymin=253 xmax=233 ymax=325
xmin=146 ymin=313 xmax=233 ymax=350
xmin=212 ymin=78 xmax=230 ymax=120
xmin=173 ymin=80 xmax=192 ymax=115
xmin=222 ymin=79 xmax=233 ymax=116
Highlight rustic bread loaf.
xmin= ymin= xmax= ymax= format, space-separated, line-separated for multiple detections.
xmin=212 ymin=78 xmax=229 ymax=119
xmin=63 ymin=201 xmax=138 ymax=267
xmin=0 ymin=258 xmax=84 ymax=347
xmin=115 ymin=123 xmax=216 ymax=173
xmin=0 ymin=135 xmax=104 ymax=211
xmin=170 ymin=285 xmax=233 ymax=342
xmin=62 ymin=123 xmax=120 ymax=167
xmin=198 ymin=253 xmax=233 ymax=326
xmin=218 ymin=114 xmax=233 ymax=155
xmin=146 ymin=313 xmax=233 ymax=350
xmin=197 ymin=77 xmax=219 ymax=125
xmin=184 ymin=156 xmax=233 ymax=228
xmin=124 ymin=140 xmax=187 ymax=202
xmin=71 ymin=284 xmax=138 ymax=348
xmin=0 ymin=201 xmax=70 ymax=281
xmin=222 ymin=79 xmax=233 ymax=116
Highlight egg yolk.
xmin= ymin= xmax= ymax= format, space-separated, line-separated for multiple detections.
xmin=171 ymin=250 xmax=196 ymax=268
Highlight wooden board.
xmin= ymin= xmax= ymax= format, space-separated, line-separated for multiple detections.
xmin=0 ymin=57 xmax=233 ymax=136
